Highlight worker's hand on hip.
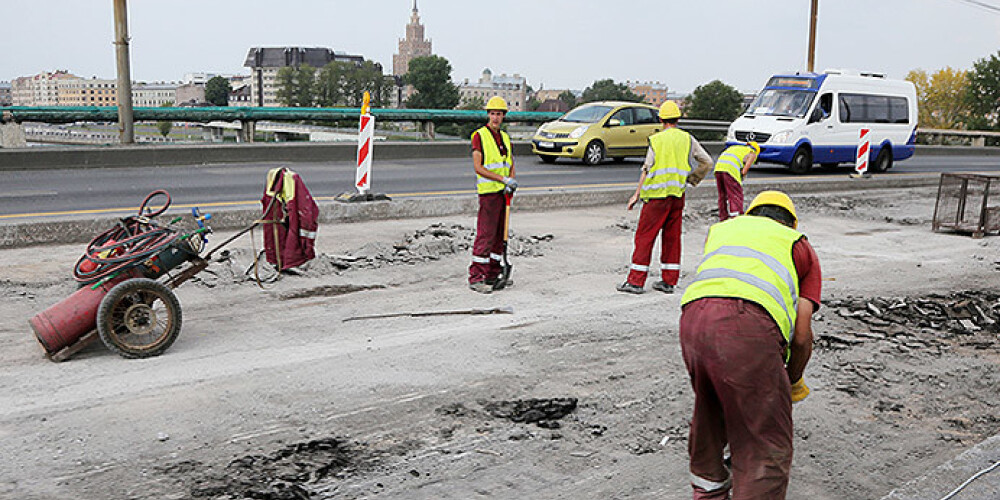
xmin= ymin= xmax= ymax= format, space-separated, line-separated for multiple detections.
xmin=627 ymin=193 xmax=639 ymax=210
xmin=502 ymin=177 xmax=518 ymax=193
xmin=790 ymin=378 xmax=810 ymax=403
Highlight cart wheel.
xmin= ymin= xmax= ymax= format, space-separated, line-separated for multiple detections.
xmin=97 ymin=278 xmax=182 ymax=359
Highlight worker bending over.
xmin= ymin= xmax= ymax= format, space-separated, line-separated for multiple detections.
xmin=468 ymin=96 xmax=517 ymax=294
xmin=679 ymin=191 xmax=821 ymax=499
xmin=713 ymin=141 xmax=759 ymax=221
xmin=618 ymin=100 xmax=713 ymax=294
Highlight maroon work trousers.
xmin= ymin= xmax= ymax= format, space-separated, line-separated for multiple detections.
xmin=626 ymin=196 xmax=684 ymax=286
xmin=679 ymin=298 xmax=793 ymax=500
xmin=715 ymin=172 xmax=744 ymax=222
xmin=469 ymin=191 xmax=506 ymax=284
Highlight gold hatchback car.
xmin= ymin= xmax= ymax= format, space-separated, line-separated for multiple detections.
xmin=531 ymin=101 xmax=663 ymax=165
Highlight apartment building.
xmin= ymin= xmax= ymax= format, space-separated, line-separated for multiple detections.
xmin=244 ymin=47 xmax=366 ymax=107
xmin=458 ymin=69 xmax=528 ymax=112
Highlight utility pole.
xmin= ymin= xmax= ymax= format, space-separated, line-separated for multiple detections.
xmin=807 ymin=0 xmax=818 ymax=72
xmin=113 ymin=0 xmax=134 ymax=144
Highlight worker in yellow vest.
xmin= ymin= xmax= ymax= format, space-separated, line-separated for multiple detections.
xmin=679 ymin=191 xmax=821 ymax=499
xmin=713 ymin=141 xmax=759 ymax=221
xmin=468 ymin=96 xmax=518 ymax=294
xmin=617 ymin=100 xmax=713 ymax=294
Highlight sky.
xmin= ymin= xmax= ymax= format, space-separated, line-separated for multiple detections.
xmin=2 ymin=0 xmax=999 ymax=94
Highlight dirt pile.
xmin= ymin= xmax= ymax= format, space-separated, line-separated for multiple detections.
xmin=161 ymin=437 xmax=359 ymax=500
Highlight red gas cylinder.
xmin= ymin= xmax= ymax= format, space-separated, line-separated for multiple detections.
xmin=29 ymin=272 xmax=135 ymax=355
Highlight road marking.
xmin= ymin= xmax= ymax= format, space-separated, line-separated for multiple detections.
xmin=0 ymin=190 xmax=58 ymax=199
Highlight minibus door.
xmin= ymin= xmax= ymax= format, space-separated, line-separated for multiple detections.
xmin=805 ymin=92 xmax=839 ymax=163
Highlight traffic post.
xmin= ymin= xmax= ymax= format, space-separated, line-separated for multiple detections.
xmin=850 ymin=127 xmax=872 ymax=179
xmin=336 ymin=91 xmax=390 ymax=203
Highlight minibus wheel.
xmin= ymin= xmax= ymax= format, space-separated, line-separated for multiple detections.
xmin=789 ymin=147 xmax=813 ymax=174
xmin=872 ymin=149 xmax=893 ymax=172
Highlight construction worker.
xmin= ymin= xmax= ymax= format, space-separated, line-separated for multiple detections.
xmin=678 ymin=191 xmax=821 ymax=499
xmin=468 ymin=96 xmax=517 ymax=294
xmin=713 ymin=141 xmax=759 ymax=221
xmin=617 ymin=100 xmax=713 ymax=294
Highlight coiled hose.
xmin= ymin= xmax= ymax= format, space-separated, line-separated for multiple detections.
xmin=73 ymin=190 xmax=181 ymax=284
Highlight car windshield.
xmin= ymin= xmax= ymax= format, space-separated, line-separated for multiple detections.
xmin=746 ymin=89 xmax=816 ymax=118
xmin=561 ymin=105 xmax=613 ymax=123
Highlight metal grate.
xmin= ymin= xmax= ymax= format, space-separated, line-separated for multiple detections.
xmin=932 ymin=173 xmax=1000 ymax=238
xmin=734 ymin=131 xmax=771 ymax=143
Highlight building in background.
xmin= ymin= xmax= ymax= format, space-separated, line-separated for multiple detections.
xmin=132 ymin=83 xmax=177 ymax=107
xmin=244 ymin=47 xmax=365 ymax=107
xmin=175 ymin=82 xmax=207 ymax=106
xmin=625 ymin=81 xmax=668 ymax=107
xmin=392 ymin=0 xmax=432 ymax=103
xmin=458 ymin=69 xmax=528 ymax=111
xmin=0 ymin=81 xmax=11 ymax=106
xmin=58 ymin=77 xmax=118 ymax=107
xmin=12 ymin=70 xmax=79 ymax=106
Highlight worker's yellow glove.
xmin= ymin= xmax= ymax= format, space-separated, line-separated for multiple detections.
xmin=790 ymin=378 xmax=810 ymax=403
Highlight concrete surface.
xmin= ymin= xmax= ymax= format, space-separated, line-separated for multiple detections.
xmin=0 ymin=173 xmax=944 ymax=249
xmin=882 ymin=435 xmax=1000 ymax=500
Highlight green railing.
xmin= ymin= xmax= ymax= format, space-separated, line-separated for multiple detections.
xmin=1 ymin=106 xmax=563 ymax=124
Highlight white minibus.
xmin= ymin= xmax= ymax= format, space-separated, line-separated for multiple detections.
xmin=727 ymin=69 xmax=918 ymax=174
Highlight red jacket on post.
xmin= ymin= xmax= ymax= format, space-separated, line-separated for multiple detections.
xmin=262 ymin=167 xmax=319 ymax=270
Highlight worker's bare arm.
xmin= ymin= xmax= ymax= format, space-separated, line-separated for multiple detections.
xmin=786 ymin=299 xmax=815 ymax=383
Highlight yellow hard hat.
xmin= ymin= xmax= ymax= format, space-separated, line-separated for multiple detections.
xmin=485 ymin=96 xmax=508 ymax=112
xmin=658 ymin=100 xmax=681 ymax=120
xmin=747 ymin=141 xmax=760 ymax=155
xmin=747 ymin=190 xmax=798 ymax=229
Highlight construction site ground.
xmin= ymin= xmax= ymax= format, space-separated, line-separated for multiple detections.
xmin=2 ymin=184 xmax=999 ymax=500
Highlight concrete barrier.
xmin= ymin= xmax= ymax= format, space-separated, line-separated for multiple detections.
xmin=0 ymin=173 xmax=943 ymax=249
xmin=2 ymin=140 xmax=996 ymax=171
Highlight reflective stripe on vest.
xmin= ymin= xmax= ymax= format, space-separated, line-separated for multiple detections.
xmin=641 ymin=128 xmax=692 ymax=200
xmin=714 ymin=145 xmax=753 ymax=184
xmin=681 ymin=216 xmax=802 ymax=354
xmin=473 ymin=126 xmax=512 ymax=194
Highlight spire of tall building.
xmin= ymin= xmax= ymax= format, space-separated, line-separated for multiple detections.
xmin=393 ymin=1 xmax=432 ymax=78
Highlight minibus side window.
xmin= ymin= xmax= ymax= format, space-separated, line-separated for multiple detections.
xmin=889 ymin=97 xmax=909 ymax=124
xmin=838 ymin=94 xmax=855 ymax=123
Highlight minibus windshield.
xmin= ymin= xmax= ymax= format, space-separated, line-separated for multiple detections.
xmin=746 ymin=89 xmax=816 ymax=118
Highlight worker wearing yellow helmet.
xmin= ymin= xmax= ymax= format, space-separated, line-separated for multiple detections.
xmin=713 ymin=141 xmax=760 ymax=221
xmin=468 ymin=96 xmax=517 ymax=293
xmin=617 ymin=100 xmax=714 ymax=294
xmin=678 ymin=190 xmax=822 ymax=498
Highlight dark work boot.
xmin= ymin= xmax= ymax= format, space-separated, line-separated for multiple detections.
xmin=652 ymin=281 xmax=675 ymax=294
xmin=616 ymin=282 xmax=645 ymax=294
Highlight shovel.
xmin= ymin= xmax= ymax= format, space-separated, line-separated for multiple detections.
xmin=493 ymin=189 xmax=514 ymax=290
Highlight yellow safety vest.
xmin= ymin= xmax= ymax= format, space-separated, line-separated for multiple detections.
xmin=681 ymin=216 xmax=803 ymax=358
xmin=714 ymin=144 xmax=754 ymax=184
xmin=641 ymin=128 xmax=692 ymax=200
xmin=473 ymin=126 xmax=512 ymax=194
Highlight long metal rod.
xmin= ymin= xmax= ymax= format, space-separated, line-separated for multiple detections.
xmin=113 ymin=0 xmax=134 ymax=144
xmin=807 ymin=0 xmax=818 ymax=72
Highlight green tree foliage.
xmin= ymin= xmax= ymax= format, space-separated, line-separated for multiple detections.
xmin=315 ymin=61 xmax=391 ymax=108
xmin=965 ymin=51 xmax=1000 ymax=130
xmin=683 ymin=80 xmax=744 ymax=121
xmin=558 ymin=90 xmax=577 ymax=109
xmin=276 ymin=65 xmax=317 ymax=107
xmin=205 ymin=76 xmax=231 ymax=106
xmin=579 ymin=79 xmax=642 ymax=104
xmin=404 ymin=55 xmax=460 ymax=109
xmin=156 ymin=101 xmax=173 ymax=138
xmin=437 ymin=96 xmax=486 ymax=138
xmin=906 ymin=68 xmax=969 ymax=129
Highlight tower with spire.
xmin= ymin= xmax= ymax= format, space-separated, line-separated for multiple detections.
xmin=392 ymin=0 xmax=433 ymax=78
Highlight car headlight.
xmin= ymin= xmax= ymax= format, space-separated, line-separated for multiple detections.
xmin=770 ymin=130 xmax=793 ymax=144
xmin=569 ymin=125 xmax=589 ymax=139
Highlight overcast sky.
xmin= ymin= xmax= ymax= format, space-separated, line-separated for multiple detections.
xmin=2 ymin=0 xmax=999 ymax=94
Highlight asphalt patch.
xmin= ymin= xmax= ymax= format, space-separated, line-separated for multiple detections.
xmin=278 ymin=284 xmax=386 ymax=300
xmin=481 ymin=398 xmax=578 ymax=428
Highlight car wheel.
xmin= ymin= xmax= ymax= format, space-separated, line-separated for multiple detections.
xmin=538 ymin=155 xmax=557 ymax=164
xmin=583 ymin=141 xmax=605 ymax=165
xmin=789 ymin=147 xmax=813 ymax=175
xmin=871 ymin=147 xmax=893 ymax=172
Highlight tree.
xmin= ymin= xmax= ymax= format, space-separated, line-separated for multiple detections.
xmin=906 ymin=67 xmax=969 ymax=129
xmin=156 ymin=101 xmax=173 ymax=138
xmin=404 ymin=55 xmax=460 ymax=109
xmin=579 ymin=79 xmax=642 ymax=104
xmin=965 ymin=50 xmax=1000 ymax=130
xmin=205 ymin=76 xmax=231 ymax=106
xmin=683 ymin=80 xmax=744 ymax=121
xmin=438 ymin=96 xmax=485 ymax=138
xmin=558 ymin=90 xmax=577 ymax=109
xmin=276 ymin=65 xmax=317 ymax=107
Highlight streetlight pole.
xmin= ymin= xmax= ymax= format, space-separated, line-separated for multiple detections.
xmin=807 ymin=0 xmax=818 ymax=72
xmin=113 ymin=0 xmax=134 ymax=144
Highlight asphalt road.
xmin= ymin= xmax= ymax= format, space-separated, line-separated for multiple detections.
xmin=1 ymin=154 xmax=998 ymax=223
